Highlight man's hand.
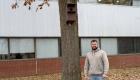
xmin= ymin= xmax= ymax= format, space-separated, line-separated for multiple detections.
xmin=102 ymin=73 xmax=108 ymax=78
xmin=84 ymin=76 xmax=90 ymax=80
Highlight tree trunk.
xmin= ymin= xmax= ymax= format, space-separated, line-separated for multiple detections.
xmin=58 ymin=0 xmax=81 ymax=80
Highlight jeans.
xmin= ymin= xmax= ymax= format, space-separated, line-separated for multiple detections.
xmin=89 ymin=75 xmax=104 ymax=80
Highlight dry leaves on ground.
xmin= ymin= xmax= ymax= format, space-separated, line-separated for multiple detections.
xmin=0 ymin=67 xmax=140 ymax=80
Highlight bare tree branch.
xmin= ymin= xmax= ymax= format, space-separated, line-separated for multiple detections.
xmin=11 ymin=0 xmax=49 ymax=11
xmin=36 ymin=0 xmax=50 ymax=12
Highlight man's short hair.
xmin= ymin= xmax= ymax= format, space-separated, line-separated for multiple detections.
xmin=91 ymin=40 xmax=97 ymax=43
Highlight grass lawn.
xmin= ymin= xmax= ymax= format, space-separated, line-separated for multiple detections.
xmin=0 ymin=67 xmax=140 ymax=80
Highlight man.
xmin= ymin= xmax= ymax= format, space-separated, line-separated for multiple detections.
xmin=84 ymin=40 xmax=109 ymax=80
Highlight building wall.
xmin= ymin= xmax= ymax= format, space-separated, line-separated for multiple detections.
xmin=0 ymin=1 xmax=140 ymax=37
xmin=0 ymin=0 xmax=140 ymax=78
xmin=78 ymin=4 xmax=140 ymax=37
xmin=0 ymin=55 xmax=140 ymax=77
xmin=0 ymin=0 xmax=60 ymax=37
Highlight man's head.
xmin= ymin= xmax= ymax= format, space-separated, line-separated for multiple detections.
xmin=91 ymin=40 xmax=98 ymax=50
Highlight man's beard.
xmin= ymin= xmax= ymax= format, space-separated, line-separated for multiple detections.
xmin=92 ymin=47 xmax=98 ymax=50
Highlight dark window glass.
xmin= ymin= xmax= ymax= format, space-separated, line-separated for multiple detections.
xmin=9 ymin=53 xmax=35 ymax=59
xmin=118 ymin=38 xmax=134 ymax=54
xmin=135 ymin=38 xmax=140 ymax=53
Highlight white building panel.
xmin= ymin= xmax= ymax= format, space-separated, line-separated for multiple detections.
xmin=78 ymin=4 xmax=140 ymax=37
xmin=0 ymin=0 xmax=60 ymax=37
xmin=1 ymin=1 xmax=140 ymax=37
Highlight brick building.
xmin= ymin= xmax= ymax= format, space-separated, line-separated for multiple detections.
xmin=0 ymin=0 xmax=140 ymax=77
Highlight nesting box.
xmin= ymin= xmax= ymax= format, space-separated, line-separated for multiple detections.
xmin=66 ymin=2 xmax=76 ymax=26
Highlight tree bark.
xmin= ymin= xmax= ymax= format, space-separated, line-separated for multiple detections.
xmin=58 ymin=0 xmax=81 ymax=80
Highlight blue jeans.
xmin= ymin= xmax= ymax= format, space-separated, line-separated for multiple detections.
xmin=89 ymin=75 xmax=104 ymax=80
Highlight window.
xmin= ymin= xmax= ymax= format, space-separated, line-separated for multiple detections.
xmin=135 ymin=38 xmax=140 ymax=53
xmin=80 ymin=38 xmax=99 ymax=56
xmin=78 ymin=0 xmax=138 ymax=6
xmin=0 ymin=38 xmax=8 ymax=54
xmin=0 ymin=38 xmax=9 ymax=60
xmin=9 ymin=38 xmax=35 ymax=59
xmin=10 ymin=38 xmax=34 ymax=53
xmin=133 ymin=0 xmax=140 ymax=6
xmin=0 ymin=37 xmax=61 ymax=60
xmin=97 ymin=0 xmax=113 ymax=4
xmin=118 ymin=38 xmax=134 ymax=54
xmin=97 ymin=0 xmax=133 ymax=6
xmin=118 ymin=38 xmax=140 ymax=54
xmin=79 ymin=0 xmax=97 ymax=3
xmin=113 ymin=0 xmax=132 ymax=5
xmin=101 ymin=38 xmax=118 ymax=55
xmin=36 ymin=38 xmax=59 ymax=58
